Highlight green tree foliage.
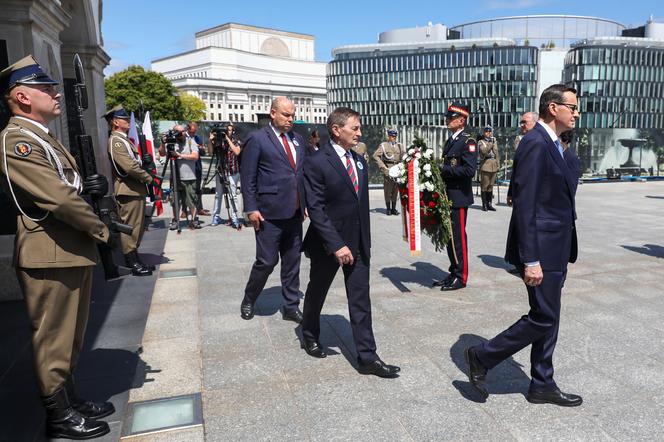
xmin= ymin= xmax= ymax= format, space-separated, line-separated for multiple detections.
xmin=179 ymin=92 xmax=207 ymax=121
xmin=104 ymin=65 xmax=184 ymax=120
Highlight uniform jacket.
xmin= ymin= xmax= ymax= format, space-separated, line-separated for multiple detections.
xmin=302 ymin=141 xmax=371 ymax=259
xmin=240 ymin=125 xmax=306 ymax=220
xmin=373 ymin=141 xmax=404 ymax=175
xmin=479 ymin=137 xmax=500 ymax=173
xmin=0 ymin=117 xmax=108 ymax=268
xmin=351 ymin=142 xmax=369 ymax=163
xmin=440 ymin=130 xmax=477 ymax=208
xmin=505 ymin=123 xmax=578 ymax=271
xmin=108 ymin=131 xmax=152 ymax=197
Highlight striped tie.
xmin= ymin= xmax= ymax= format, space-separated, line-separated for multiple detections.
xmin=345 ymin=151 xmax=358 ymax=194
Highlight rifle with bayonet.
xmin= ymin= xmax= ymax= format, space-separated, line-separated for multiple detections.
xmin=72 ymin=53 xmax=132 ymax=280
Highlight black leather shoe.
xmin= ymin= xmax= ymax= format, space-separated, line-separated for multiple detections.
xmin=526 ymin=387 xmax=583 ymax=407
xmin=42 ymin=387 xmax=110 ymax=440
xmin=441 ymin=276 xmax=466 ymax=291
xmin=133 ymin=251 xmax=156 ymax=272
xmin=391 ymin=208 xmax=399 ymax=215
xmin=65 ymin=378 xmax=115 ymax=420
xmin=357 ymin=359 xmax=400 ymax=378
xmin=464 ymin=347 xmax=488 ymax=399
xmin=432 ymin=274 xmax=453 ymax=287
xmin=240 ymin=301 xmax=255 ymax=320
xmin=303 ymin=340 xmax=326 ymax=358
xmin=281 ymin=307 xmax=303 ymax=323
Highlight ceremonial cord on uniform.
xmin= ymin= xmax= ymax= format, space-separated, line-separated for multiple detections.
xmin=2 ymin=129 xmax=49 ymax=222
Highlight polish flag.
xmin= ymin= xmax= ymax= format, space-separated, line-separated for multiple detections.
xmin=128 ymin=112 xmax=139 ymax=148
xmin=141 ymin=111 xmax=163 ymax=216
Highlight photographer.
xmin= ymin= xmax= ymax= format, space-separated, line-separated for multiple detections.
xmin=159 ymin=124 xmax=201 ymax=230
xmin=208 ymin=122 xmax=243 ymax=228
xmin=186 ymin=122 xmax=209 ymax=216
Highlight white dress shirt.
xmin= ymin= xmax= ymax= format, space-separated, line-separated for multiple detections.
xmin=270 ymin=123 xmax=297 ymax=164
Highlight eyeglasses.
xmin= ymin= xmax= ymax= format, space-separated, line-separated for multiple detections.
xmin=554 ymin=102 xmax=579 ymax=113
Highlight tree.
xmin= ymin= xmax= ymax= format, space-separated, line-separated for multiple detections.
xmin=179 ymin=92 xmax=206 ymax=121
xmin=104 ymin=65 xmax=184 ymax=120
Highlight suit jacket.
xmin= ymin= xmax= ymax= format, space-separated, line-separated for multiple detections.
xmin=0 ymin=117 xmax=108 ymax=268
xmin=505 ymin=123 xmax=578 ymax=271
xmin=302 ymin=141 xmax=371 ymax=259
xmin=440 ymin=131 xmax=477 ymax=208
xmin=108 ymin=131 xmax=152 ymax=197
xmin=240 ymin=126 xmax=306 ymax=220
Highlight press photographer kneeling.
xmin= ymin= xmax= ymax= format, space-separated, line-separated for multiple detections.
xmin=159 ymin=124 xmax=201 ymax=230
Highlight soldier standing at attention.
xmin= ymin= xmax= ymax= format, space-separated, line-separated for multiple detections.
xmin=0 ymin=55 xmax=115 ymax=439
xmin=478 ymin=125 xmax=500 ymax=211
xmin=105 ymin=105 xmax=154 ymax=276
xmin=352 ymin=141 xmax=369 ymax=163
xmin=373 ymin=129 xmax=404 ymax=215
xmin=435 ymin=102 xmax=477 ymax=291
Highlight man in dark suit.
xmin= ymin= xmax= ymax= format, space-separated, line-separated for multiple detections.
xmin=434 ymin=102 xmax=477 ymax=291
xmin=465 ymin=84 xmax=582 ymax=407
xmin=300 ymin=107 xmax=400 ymax=378
xmin=240 ymin=97 xmax=306 ymax=323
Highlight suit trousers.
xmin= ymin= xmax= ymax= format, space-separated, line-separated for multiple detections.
xmin=302 ymin=250 xmax=378 ymax=364
xmin=243 ymin=214 xmax=302 ymax=311
xmin=117 ymin=195 xmax=146 ymax=254
xmin=475 ymin=268 xmax=567 ymax=390
xmin=16 ymin=266 xmax=93 ymax=396
xmin=446 ymin=207 xmax=469 ymax=284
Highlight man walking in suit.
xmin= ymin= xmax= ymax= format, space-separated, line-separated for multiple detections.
xmin=300 ymin=107 xmax=400 ymax=378
xmin=465 ymin=84 xmax=582 ymax=406
xmin=240 ymin=97 xmax=306 ymax=323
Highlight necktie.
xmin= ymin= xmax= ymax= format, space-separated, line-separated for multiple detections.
xmin=280 ymin=133 xmax=296 ymax=170
xmin=345 ymin=151 xmax=358 ymax=194
xmin=554 ymin=139 xmax=564 ymax=157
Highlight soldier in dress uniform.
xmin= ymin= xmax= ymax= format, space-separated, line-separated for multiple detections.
xmin=435 ymin=102 xmax=477 ymax=291
xmin=0 ymin=55 xmax=114 ymax=439
xmin=478 ymin=125 xmax=500 ymax=211
xmin=352 ymin=141 xmax=369 ymax=163
xmin=104 ymin=105 xmax=154 ymax=276
xmin=373 ymin=129 xmax=404 ymax=215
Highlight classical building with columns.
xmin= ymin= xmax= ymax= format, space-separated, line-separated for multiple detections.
xmin=151 ymin=23 xmax=328 ymax=124
xmin=0 ymin=0 xmax=110 ymax=177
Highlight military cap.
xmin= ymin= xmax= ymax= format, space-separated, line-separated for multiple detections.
xmin=445 ymin=101 xmax=470 ymax=119
xmin=0 ymin=55 xmax=58 ymax=94
xmin=102 ymin=105 xmax=130 ymax=121
xmin=483 ymin=125 xmax=493 ymax=132
xmin=387 ymin=129 xmax=398 ymax=137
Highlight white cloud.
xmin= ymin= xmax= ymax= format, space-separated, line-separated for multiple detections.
xmin=104 ymin=58 xmax=131 ymax=76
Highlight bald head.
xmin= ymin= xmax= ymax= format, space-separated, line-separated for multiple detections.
xmin=270 ymin=96 xmax=295 ymax=133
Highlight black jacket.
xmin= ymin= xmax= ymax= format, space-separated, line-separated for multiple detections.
xmin=440 ymin=131 xmax=478 ymax=208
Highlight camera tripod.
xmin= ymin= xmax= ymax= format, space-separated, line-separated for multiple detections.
xmin=160 ymin=144 xmax=183 ymax=234
xmin=204 ymin=142 xmax=241 ymax=229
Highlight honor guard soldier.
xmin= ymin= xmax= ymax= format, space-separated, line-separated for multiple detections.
xmin=104 ymin=105 xmax=154 ymax=276
xmin=436 ymin=102 xmax=477 ymax=291
xmin=373 ymin=129 xmax=404 ymax=215
xmin=352 ymin=141 xmax=369 ymax=163
xmin=478 ymin=125 xmax=500 ymax=211
xmin=0 ymin=55 xmax=115 ymax=439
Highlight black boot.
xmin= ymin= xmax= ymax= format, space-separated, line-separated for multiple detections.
xmin=487 ymin=192 xmax=496 ymax=211
xmin=390 ymin=202 xmax=399 ymax=215
xmin=133 ymin=251 xmax=156 ymax=271
xmin=481 ymin=192 xmax=488 ymax=211
xmin=124 ymin=253 xmax=152 ymax=276
xmin=385 ymin=202 xmax=392 ymax=215
xmin=65 ymin=377 xmax=115 ymax=420
xmin=42 ymin=386 xmax=110 ymax=440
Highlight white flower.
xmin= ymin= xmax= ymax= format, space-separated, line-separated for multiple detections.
xmin=388 ymin=164 xmax=402 ymax=178
xmin=424 ymin=182 xmax=434 ymax=191
xmin=408 ymin=148 xmax=415 ymax=155
xmin=424 ymin=170 xmax=432 ymax=177
xmin=414 ymin=152 xmax=421 ymax=159
xmin=402 ymin=153 xmax=408 ymax=161
xmin=423 ymin=164 xmax=431 ymax=171
xmin=422 ymin=149 xmax=433 ymax=159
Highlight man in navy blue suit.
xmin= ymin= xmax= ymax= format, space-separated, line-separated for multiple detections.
xmin=240 ymin=97 xmax=306 ymax=323
xmin=465 ymin=84 xmax=583 ymax=406
xmin=300 ymin=107 xmax=400 ymax=378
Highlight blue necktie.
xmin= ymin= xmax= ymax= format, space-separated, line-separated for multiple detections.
xmin=554 ymin=139 xmax=564 ymax=158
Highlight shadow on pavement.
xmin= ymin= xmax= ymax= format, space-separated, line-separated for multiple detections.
xmin=450 ymin=334 xmax=530 ymax=403
xmin=254 ymin=286 xmax=305 ymax=318
xmin=621 ymin=243 xmax=664 ymax=258
xmin=380 ymin=261 xmax=448 ymax=292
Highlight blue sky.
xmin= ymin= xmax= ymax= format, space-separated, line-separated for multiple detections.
xmin=102 ymin=0 xmax=661 ymax=74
